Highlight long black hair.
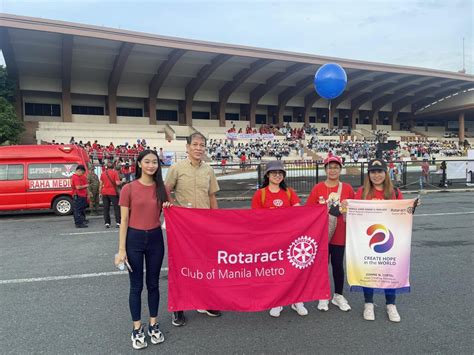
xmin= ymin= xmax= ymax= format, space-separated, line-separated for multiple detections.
xmin=260 ymin=172 xmax=288 ymax=190
xmin=135 ymin=150 xmax=168 ymax=204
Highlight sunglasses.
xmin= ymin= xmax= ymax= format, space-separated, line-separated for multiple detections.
xmin=269 ymin=170 xmax=285 ymax=176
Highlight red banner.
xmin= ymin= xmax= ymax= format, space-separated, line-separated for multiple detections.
xmin=164 ymin=205 xmax=330 ymax=312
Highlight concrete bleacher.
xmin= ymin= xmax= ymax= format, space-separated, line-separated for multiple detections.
xmin=167 ymin=124 xmax=196 ymax=140
xmin=36 ymin=122 xmax=189 ymax=157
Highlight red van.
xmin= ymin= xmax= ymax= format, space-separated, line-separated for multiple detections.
xmin=0 ymin=145 xmax=90 ymax=215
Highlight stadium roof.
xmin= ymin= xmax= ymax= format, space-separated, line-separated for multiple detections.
xmin=1 ymin=13 xmax=473 ymax=128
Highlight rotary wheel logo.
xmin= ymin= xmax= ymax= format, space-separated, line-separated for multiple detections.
xmin=287 ymin=236 xmax=318 ymax=269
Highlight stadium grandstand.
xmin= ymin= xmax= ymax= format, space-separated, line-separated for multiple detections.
xmin=0 ymin=13 xmax=473 ymax=164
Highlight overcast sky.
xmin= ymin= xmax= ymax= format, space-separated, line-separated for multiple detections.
xmin=1 ymin=0 xmax=473 ymax=73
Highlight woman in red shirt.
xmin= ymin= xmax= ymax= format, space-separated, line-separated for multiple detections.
xmin=306 ymin=156 xmax=354 ymax=313
xmin=251 ymin=160 xmax=308 ymax=318
xmin=354 ymin=159 xmax=403 ymax=323
xmin=115 ymin=150 xmax=171 ymax=349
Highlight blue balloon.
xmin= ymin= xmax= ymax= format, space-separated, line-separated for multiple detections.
xmin=314 ymin=63 xmax=348 ymax=100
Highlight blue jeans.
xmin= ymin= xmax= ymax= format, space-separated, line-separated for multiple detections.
xmin=73 ymin=195 xmax=87 ymax=226
xmin=126 ymin=227 xmax=165 ymax=321
xmin=363 ymin=288 xmax=396 ymax=305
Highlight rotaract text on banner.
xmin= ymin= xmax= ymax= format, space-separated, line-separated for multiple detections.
xmin=164 ymin=206 xmax=331 ymax=312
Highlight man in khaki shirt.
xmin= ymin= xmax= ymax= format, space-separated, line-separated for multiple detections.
xmin=165 ymin=132 xmax=220 ymax=327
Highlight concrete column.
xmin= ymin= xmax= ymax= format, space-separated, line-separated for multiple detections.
xmin=148 ymin=97 xmax=157 ymax=125
xmin=391 ymin=112 xmax=400 ymax=130
xmin=184 ymin=100 xmax=192 ymax=126
xmin=350 ymin=109 xmax=357 ymax=130
xmin=108 ymin=95 xmax=117 ymax=124
xmin=303 ymin=107 xmax=311 ymax=125
xmin=218 ymin=102 xmax=226 ymax=127
xmin=371 ymin=111 xmax=377 ymax=130
xmin=328 ymin=108 xmax=334 ymax=129
xmin=424 ymin=120 xmax=428 ymax=132
xmin=249 ymin=103 xmax=257 ymax=127
xmin=459 ymin=112 xmax=465 ymax=142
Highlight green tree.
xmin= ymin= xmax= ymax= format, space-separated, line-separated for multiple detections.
xmin=0 ymin=66 xmax=16 ymax=104
xmin=0 ymin=65 xmax=24 ymax=145
xmin=0 ymin=97 xmax=24 ymax=145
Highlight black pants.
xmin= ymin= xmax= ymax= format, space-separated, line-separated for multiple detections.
xmin=73 ymin=195 xmax=87 ymax=226
xmin=103 ymin=195 xmax=120 ymax=224
xmin=126 ymin=227 xmax=165 ymax=321
xmin=329 ymin=244 xmax=345 ymax=295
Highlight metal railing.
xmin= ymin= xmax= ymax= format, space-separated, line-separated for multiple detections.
xmin=210 ymin=159 xmax=474 ymax=198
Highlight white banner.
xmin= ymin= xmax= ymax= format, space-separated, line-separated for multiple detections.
xmin=447 ymin=161 xmax=466 ymax=180
xmin=346 ymin=199 xmax=415 ymax=292
xmin=226 ymin=133 xmax=275 ymax=140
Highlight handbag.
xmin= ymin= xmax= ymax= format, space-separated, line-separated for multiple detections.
xmin=327 ymin=182 xmax=343 ymax=241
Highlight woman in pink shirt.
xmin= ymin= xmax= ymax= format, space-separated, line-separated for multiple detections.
xmin=115 ymin=150 xmax=170 ymax=349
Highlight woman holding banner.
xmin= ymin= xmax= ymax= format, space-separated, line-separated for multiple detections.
xmin=251 ymin=160 xmax=308 ymax=318
xmin=115 ymin=150 xmax=171 ymax=349
xmin=354 ymin=158 xmax=403 ymax=322
xmin=306 ymin=156 xmax=354 ymax=312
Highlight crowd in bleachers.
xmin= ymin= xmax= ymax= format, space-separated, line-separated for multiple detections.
xmin=404 ymin=141 xmax=463 ymax=157
xmin=227 ymin=124 xmax=278 ymax=135
xmin=307 ymin=138 xmax=378 ymax=161
xmin=44 ymin=137 xmax=170 ymax=180
xmin=208 ymin=139 xmax=302 ymax=162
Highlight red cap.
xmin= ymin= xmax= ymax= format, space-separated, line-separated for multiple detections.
xmin=323 ymin=155 xmax=343 ymax=167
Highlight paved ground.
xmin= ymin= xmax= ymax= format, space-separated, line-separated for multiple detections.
xmin=0 ymin=192 xmax=473 ymax=354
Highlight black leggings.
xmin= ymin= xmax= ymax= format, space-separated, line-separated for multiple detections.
xmin=328 ymin=244 xmax=345 ymax=295
xmin=126 ymin=227 xmax=165 ymax=322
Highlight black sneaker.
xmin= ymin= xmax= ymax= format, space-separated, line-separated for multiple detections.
xmin=147 ymin=322 xmax=165 ymax=344
xmin=75 ymin=224 xmax=88 ymax=228
xmin=197 ymin=309 xmax=222 ymax=317
xmin=131 ymin=324 xmax=148 ymax=350
xmin=105 ymin=223 xmax=110 ymax=229
xmin=171 ymin=311 xmax=186 ymax=327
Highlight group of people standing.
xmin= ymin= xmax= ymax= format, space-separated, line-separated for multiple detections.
xmin=112 ymin=132 xmax=406 ymax=350
xmin=71 ymin=161 xmax=122 ymax=229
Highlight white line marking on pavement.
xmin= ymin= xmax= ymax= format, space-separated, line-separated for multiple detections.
xmin=60 ymin=230 xmax=117 ymax=236
xmin=415 ymin=211 xmax=474 ymax=217
xmin=0 ymin=268 xmax=169 ymax=285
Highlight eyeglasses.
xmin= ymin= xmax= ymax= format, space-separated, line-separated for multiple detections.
xmin=269 ymin=171 xmax=285 ymax=176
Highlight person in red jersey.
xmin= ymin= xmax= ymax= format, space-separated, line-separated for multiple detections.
xmin=71 ymin=165 xmax=89 ymax=228
xmin=100 ymin=161 xmax=122 ymax=228
xmin=251 ymin=160 xmax=308 ymax=318
xmin=354 ymin=159 xmax=403 ymax=323
xmin=306 ymin=155 xmax=354 ymax=313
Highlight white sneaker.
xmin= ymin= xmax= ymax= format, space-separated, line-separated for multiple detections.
xmin=317 ymin=300 xmax=329 ymax=311
xmin=269 ymin=306 xmax=283 ymax=317
xmin=131 ymin=324 xmax=148 ymax=350
xmin=363 ymin=303 xmax=375 ymax=321
xmin=386 ymin=304 xmax=401 ymax=322
xmin=291 ymin=302 xmax=308 ymax=316
xmin=147 ymin=323 xmax=165 ymax=345
xmin=331 ymin=293 xmax=351 ymax=311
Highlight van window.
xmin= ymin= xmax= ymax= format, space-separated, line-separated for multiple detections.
xmin=0 ymin=164 xmax=24 ymax=181
xmin=28 ymin=163 xmax=78 ymax=179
